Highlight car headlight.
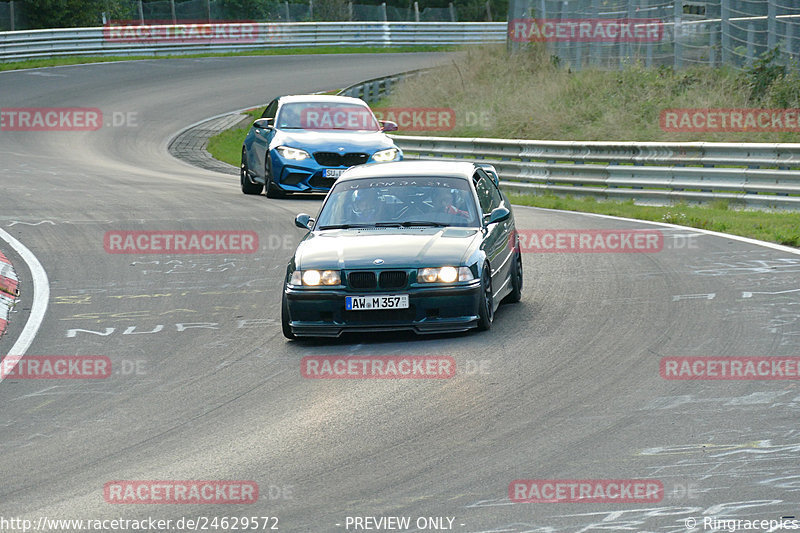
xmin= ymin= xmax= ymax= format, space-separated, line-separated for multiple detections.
xmin=290 ymin=269 xmax=341 ymax=286
xmin=417 ymin=266 xmax=473 ymax=283
xmin=372 ymin=148 xmax=399 ymax=162
xmin=276 ymin=146 xmax=311 ymax=161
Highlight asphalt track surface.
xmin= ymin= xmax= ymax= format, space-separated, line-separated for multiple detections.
xmin=1 ymin=54 xmax=800 ymax=533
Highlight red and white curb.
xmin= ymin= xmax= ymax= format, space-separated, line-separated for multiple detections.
xmin=0 ymin=249 xmax=19 ymax=337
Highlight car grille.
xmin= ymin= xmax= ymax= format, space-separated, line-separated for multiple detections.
xmin=379 ymin=271 xmax=407 ymax=289
xmin=348 ymin=270 xmax=409 ymax=290
xmin=314 ymin=152 xmax=369 ymax=167
xmin=348 ymin=271 xmax=377 ymax=289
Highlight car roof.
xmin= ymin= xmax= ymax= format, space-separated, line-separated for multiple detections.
xmin=338 ymin=161 xmax=478 ymax=182
xmin=278 ymin=94 xmax=369 ymax=106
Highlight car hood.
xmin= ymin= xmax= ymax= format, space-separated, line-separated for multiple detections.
xmin=271 ymin=129 xmax=397 ymax=153
xmin=295 ymin=228 xmax=481 ymax=270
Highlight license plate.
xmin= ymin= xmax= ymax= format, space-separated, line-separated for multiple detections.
xmin=346 ymin=294 xmax=409 ymax=311
xmin=323 ymin=168 xmax=345 ymax=178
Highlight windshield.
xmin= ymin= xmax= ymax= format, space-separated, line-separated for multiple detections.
xmin=316 ymin=177 xmax=480 ymax=229
xmin=276 ymin=101 xmax=380 ymax=131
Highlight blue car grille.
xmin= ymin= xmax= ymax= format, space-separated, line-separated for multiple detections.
xmin=314 ymin=152 xmax=369 ymax=167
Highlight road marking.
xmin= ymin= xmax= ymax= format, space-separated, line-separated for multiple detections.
xmin=0 ymin=228 xmax=50 ymax=384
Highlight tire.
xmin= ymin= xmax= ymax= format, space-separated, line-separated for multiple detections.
xmin=476 ymin=265 xmax=494 ymax=331
xmin=281 ymin=292 xmax=295 ymax=340
xmin=503 ymin=250 xmax=523 ymax=304
xmin=240 ymin=149 xmax=264 ymax=195
xmin=264 ymin=155 xmax=286 ymax=199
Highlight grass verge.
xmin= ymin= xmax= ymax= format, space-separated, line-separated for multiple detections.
xmin=0 ymin=45 xmax=453 ymax=72
xmin=509 ymin=193 xmax=800 ymax=247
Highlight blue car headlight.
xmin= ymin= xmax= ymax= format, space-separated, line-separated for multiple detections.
xmin=277 ymin=146 xmax=311 ymax=161
xmin=372 ymin=148 xmax=400 ymax=162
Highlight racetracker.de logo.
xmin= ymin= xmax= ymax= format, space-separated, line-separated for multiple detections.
xmin=372 ymin=107 xmax=456 ymax=131
xmin=660 ymin=356 xmax=800 ymax=380
xmin=1 ymin=108 xmax=102 ymax=131
xmin=300 ymin=106 xmax=376 ymax=130
xmin=104 ymin=481 xmax=258 ymax=504
xmin=509 ymin=479 xmax=664 ymax=503
xmin=516 ymin=229 xmax=663 ymax=253
xmin=103 ymin=21 xmax=260 ymax=43
xmin=661 ymin=108 xmax=800 ymax=132
xmin=508 ymin=18 xmax=663 ymax=42
xmin=301 ymin=356 xmax=456 ymax=379
xmin=0 ymin=355 xmax=111 ymax=379
xmin=104 ymin=231 xmax=258 ymax=254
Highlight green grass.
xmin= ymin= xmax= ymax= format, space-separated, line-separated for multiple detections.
xmin=0 ymin=45 xmax=453 ymax=72
xmin=207 ymin=108 xmax=263 ymax=167
xmin=385 ymin=44 xmax=800 ymax=143
xmin=508 ymin=192 xmax=800 ymax=247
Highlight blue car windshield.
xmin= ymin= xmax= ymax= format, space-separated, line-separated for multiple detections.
xmin=277 ymin=102 xmax=380 ymax=131
xmin=316 ymin=177 xmax=481 ymax=229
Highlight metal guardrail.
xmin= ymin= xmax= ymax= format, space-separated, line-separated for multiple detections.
xmin=391 ymin=135 xmax=800 ymax=210
xmin=338 ymin=68 xmax=433 ymax=104
xmin=0 ymin=22 xmax=505 ymax=61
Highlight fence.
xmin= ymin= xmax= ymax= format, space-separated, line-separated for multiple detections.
xmin=509 ymin=0 xmax=800 ymax=71
xmin=0 ymin=22 xmax=505 ymax=62
xmin=391 ymin=135 xmax=800 ymax=209
xmin=0 ymin=0 xmax=491 ymax=31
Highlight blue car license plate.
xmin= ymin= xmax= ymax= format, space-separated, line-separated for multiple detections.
xmin=323 ymin=168 xmax=345 ymax=178
xmin=346 ymin=295 xmax=409 ymax=311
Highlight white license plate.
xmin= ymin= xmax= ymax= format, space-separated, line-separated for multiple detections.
xmin=346 ymin=294 xmax=409 ymax=311
xmin=323 ymin=168 xmax=345 ymax=178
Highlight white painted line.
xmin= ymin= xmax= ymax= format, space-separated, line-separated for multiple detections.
xmin=0 ymin=228 xmax=50 ymax=384
xmin=514 ymin=204 xmax=800 ymax=257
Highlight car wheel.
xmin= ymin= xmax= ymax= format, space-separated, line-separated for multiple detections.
xmin=477 ymin=265 xmax=494 ymax=331
xmin=264 ymin=156 xmax=286 ymax=199
xmin=504 ymin=250 xmax=523 ymax=304
xmin=281 ymin=292 xmax=295 ymax=340
xmin=240 ymin=149 xmax=264 ymax=195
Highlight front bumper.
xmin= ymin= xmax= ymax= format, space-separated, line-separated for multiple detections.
xmin=284 ymin=281 xmax=482 ymax=337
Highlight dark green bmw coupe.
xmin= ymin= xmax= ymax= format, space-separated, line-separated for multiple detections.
xmin=281 ymin=160 xmax=522 ymax=339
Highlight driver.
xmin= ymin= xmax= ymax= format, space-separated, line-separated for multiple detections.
xmin=350 ymin=188 xmax=381 ymax=223
xmin=432 ymin=187 xmax=470 ymax=219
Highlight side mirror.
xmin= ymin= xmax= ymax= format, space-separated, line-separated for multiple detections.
xmin=295 ymin=213 xmax=314 ymax=230
xmin=483 ymin=206 xmax=510 ymax=226
xmin=253 ymin=118 xmax=273 ymax=130
xmin=380 ymin=120 xmax=398 ymax=132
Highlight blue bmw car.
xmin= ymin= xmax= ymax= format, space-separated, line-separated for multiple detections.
xmin=240 ymin=95 xmax=402 ymax=198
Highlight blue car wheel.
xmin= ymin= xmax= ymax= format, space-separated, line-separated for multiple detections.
xmin=241 ymin=148 xmax=264 ymax=195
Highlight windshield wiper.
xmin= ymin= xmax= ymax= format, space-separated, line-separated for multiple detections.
xmin=399 ymin=221 xmax=449 ymax=227
xmin=374 ymin=222 xmax=403 ymax=227
xmin=318 ymin=223 xmax=374 ymax=230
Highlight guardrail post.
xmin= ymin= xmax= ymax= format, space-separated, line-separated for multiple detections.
xmin=721 ymin=1 xmax=730 ymax=65
xmin=673 ymin=0 xmax=682 ymax=69
xmin=486 ymin=0 xmax=492 ymax=22
xmin=9 ymin=0 xmax=14 ymax=31
xmin=414 ymin=1 xmax=420 ymax=22
xmin=746 ymin=23 xmax=755 ymax=66
xmin=206 ymin=0 xmax=211 ymax=22
xmin=348 ymin=1 xmax=353 ymax=20
xmin=170 ymin=0 xmax=176 ymax=24
xmin=309 ymin=0 xmax=314 ymax=21
xmin=138 ymin=0 xmax=144 ymax=24
xmin=449 ymin=2 xmax=456 ymax=22
xmin=768 ymin=0 xmax=777 ymax=51
xmin=787 ymin=20 xmax=795 ymax=58
xmin=381 ymin=2 xmax=388 ymax=21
